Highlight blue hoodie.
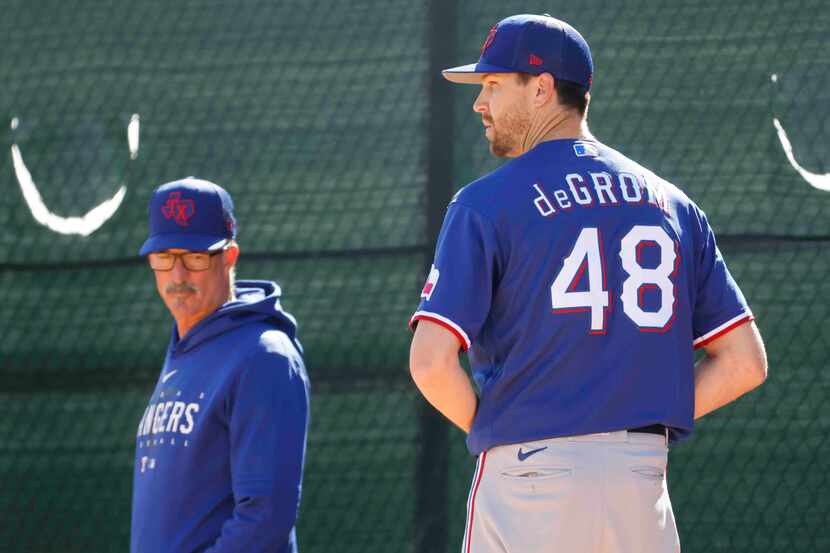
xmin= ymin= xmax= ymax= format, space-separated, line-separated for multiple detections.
xmin=131 ymin=280 xmax=309 ymax=553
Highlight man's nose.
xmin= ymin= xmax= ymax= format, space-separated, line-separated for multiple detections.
xmin=170 ymin=256 xmax=189 ymax=279
xmin=473 ymin=90 xmax=488 ymax=114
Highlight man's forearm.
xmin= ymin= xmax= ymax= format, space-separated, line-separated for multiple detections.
xmin=203 ymin=492 xmax=298 ymax=553
xmin=409 ymin=320 xmax=479 ymax=432
xmin=694 ymin=355 xmax=747 ymax=419
xmin=411 ymin=357 xmax=478 ymax=433
xmin=694 ymin=322 xmax=767 ymax=419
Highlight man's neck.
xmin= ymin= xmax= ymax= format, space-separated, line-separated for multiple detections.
xmin=519 ymin=109 xmax=592 ymax=155
xmin=176 ymin=315 xmax=205 ymax=341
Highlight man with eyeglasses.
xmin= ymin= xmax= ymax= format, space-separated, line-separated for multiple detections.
xmin=131 ymin=178 xmax=310 ymax=553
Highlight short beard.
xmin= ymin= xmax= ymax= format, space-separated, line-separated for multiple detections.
xmin=488 ymin=105 xmax=531 ymax=158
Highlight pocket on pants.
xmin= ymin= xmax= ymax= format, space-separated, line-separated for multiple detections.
xmin=500 ymin=467 xmax=573 ymax=480
xmin=630 ymin=465 xmax=665 ymax=482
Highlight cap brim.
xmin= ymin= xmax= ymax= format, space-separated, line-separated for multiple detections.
xmin=139 ymin=233 xmax=228 ymax=256
xmin=442 ymin=62 xmax=518 ymax=84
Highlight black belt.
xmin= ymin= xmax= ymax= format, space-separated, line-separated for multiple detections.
xmin=629 ymin=424 xmax=666 ymax=436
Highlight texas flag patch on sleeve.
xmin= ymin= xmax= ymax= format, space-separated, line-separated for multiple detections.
xmin=420 ymin=265 xmax=440 ymax=300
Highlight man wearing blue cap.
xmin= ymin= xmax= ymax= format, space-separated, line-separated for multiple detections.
xmin=131 ymin=178 xmax=310 ymax=553
xmin=408 ymin=14 xmax=766 ymax=553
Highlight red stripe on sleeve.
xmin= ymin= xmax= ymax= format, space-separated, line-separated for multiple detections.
xmin=694 ymin=314 xmax=755 ymax=350
xmin=410 ymin=314 xmax=470 ymax=351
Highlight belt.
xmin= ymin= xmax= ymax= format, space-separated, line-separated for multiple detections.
xmin=629 ymin=424 xmax=667 ymax=436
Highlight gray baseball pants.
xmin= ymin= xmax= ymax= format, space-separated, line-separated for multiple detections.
xmin=461 ymin=430 xmax=680 ymax=553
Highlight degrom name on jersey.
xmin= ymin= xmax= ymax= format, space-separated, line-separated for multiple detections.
xmin=410 ymin=139 xmax=753 ymax=454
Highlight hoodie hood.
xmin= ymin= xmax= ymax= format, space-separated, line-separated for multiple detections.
xmin=170 ymin=279 xmax=299 ymax=354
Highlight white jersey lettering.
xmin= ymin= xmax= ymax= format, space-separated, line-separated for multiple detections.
xmin=179 ymin=403 xmax=200 ymax=435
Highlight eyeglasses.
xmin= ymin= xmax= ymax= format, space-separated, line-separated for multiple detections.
xmin=148 ymin=249 xmax=225 ymax=272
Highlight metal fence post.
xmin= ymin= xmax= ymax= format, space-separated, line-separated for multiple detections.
xmin=416 ymin=1 xmax=457 ymax=552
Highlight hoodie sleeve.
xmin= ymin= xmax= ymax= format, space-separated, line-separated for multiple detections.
xmin=204 ymin=337 xmax=310 ymax=553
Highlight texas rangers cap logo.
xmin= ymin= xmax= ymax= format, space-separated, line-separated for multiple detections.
xmin=480 ymin=25 xmax=498 ymax=56
xmin=161 ymin=191 xmax=196 ymax=227
xmin=421 ymin=264 xmax=440 ymax=301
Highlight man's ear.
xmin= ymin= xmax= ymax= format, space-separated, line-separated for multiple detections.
xmin=224 ymin=244 xmax=240 ymax=267
xmin=534 ymin=73 xmax=557 ymax=107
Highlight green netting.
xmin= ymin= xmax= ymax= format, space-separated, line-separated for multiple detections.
xmin=1 ymin=0 xmax=829 ymax=552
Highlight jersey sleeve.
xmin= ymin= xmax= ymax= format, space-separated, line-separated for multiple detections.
xmin=205 ymin=341 xmax=310 ymax=552
xmin=691 ymin=209 xmax=754 ymax=349
xmin=409 ymin=202 xmax=501 ymax=351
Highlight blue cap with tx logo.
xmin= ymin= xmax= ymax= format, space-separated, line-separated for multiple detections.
xmin=139 ymin=177 xmax=237 ymax=256
xmin=442 ymin=14 xmax=593 ymax=90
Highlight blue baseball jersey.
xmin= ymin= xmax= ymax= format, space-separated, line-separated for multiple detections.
xmin=410 ymin=139 xmax=753 ymax=455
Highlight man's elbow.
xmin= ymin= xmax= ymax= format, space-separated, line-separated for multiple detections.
xmin=409 ymin=350 xmax=443 ymax=387
xmin=752 ymin=353 xmax=768 ymax=387
xmin=742 ymin=343 xmax=768 ymax=391
xmin=724 ymin=321 xmax=768 ymax=392
xmin=409 ymin=341 xmax=456 ymax=390
xmin=409 ymin=320 xmax=462 ymax=389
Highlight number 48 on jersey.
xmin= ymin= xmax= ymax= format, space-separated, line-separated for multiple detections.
xmin=550 ymin=225 xmax=679 ymax=334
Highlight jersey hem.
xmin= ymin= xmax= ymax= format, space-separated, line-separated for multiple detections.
xmin=693 ymin=312 xmax=754 ymax=349
xmin=410 ymin=311 xmax=471 ymax=351
xmin=467 ymin=421 xmax=694 ymax=455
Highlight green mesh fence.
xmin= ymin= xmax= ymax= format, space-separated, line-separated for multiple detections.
xmin=1 ymin=0 xmax=829 ymax=551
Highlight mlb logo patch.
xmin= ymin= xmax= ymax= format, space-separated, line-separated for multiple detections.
xmin=573 ymin=141 xmax=599 ymax=158
xmin=421 ymin=265 xmax=440 ymax=301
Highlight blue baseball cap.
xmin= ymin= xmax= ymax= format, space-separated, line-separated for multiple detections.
xmin=443 ymin=14 xmax=593 ymax=89
xmin=139 ymin=177 xmax=237 ymax=255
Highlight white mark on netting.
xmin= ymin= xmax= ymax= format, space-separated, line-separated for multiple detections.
xmin=769 ymin=74 xmax=829 ymax=192
xmin=773 ymin=118 xmax=830 ymax=192
xmin=9 ymin=114 xmax=140 ymax=236
xmin=128 ymin=113 xmax=140 ymax=160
